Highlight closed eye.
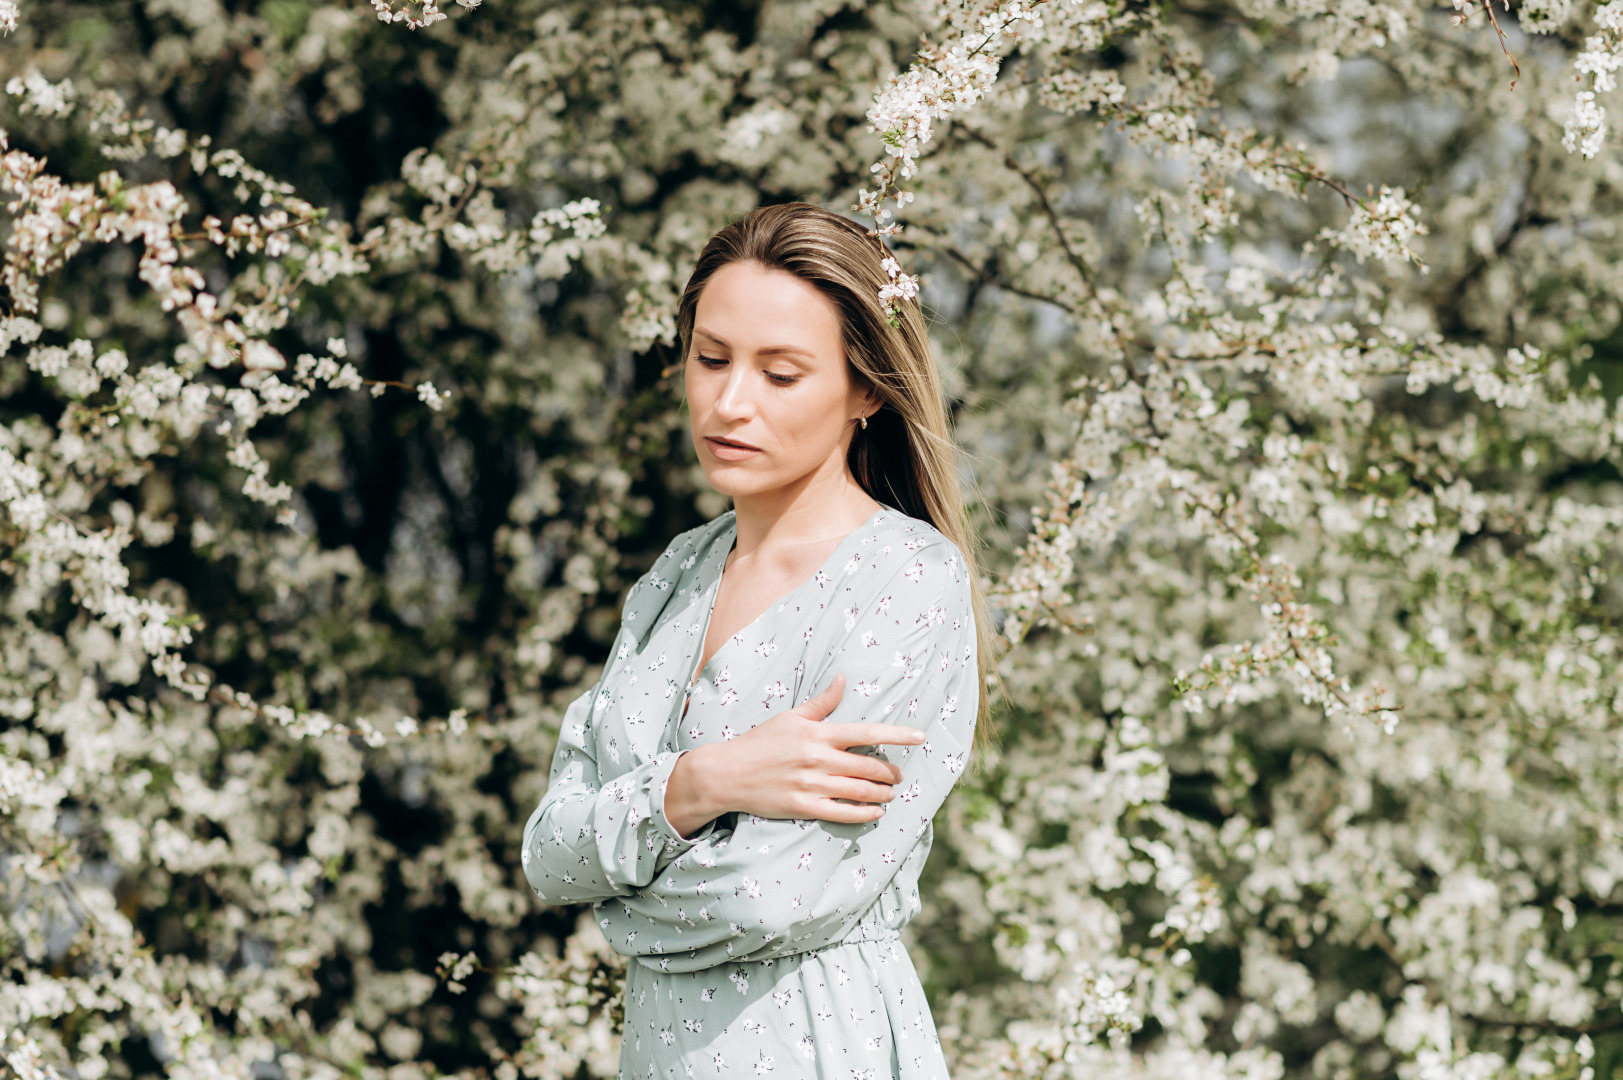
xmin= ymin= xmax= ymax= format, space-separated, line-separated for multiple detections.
xmin=693 ymin=354 xmax=799 ymax=387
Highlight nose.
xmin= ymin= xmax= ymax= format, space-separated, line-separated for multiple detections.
xmin=712 ymin=363 xmax=754 ymax=422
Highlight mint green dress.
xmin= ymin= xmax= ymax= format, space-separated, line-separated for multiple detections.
xmin=521 ymin=506 xmax=978 ymax=1080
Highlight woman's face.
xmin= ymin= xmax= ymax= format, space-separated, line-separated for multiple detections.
xmin=685 ymin=261 xmax=873 ymax=501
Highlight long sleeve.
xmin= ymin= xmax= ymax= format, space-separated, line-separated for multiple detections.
xmin=595 ymin=539 xmax=977 ymax=970
xmin=519 ymin=521 xmax=734 ymax=906
xmin=521 ymin=629 xmax=723 ymax=906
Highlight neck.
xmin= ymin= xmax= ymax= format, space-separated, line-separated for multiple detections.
xmin=729 ymin=449 xmax=882 ymax=559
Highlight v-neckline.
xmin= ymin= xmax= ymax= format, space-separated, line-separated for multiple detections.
xmin=685 ymin=505 xmax=892 ymax=694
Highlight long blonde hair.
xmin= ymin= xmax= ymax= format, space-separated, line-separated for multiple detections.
xmin=676 ymin=202 xmax=997 ymax=740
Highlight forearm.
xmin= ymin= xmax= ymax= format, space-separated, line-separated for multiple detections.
xmin=662 ymin=743 xmax=730 ymax=840
xmin=522 ymin=792 xmax=627 ymax=905
xmin=598 ymin=796 xmax=938 ymax=970
xmin=601 ymin=686 xmax=975 ymax=955
xmin=599 ymin=816 xmax=867 ymax=967
xmin=523 ymin=750 xmax=716 ymax=904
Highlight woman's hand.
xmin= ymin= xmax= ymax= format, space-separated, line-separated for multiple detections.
xmin=663 ymin=674 xmax=925 ymax=839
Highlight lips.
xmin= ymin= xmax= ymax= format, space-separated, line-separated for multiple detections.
xmin=706 ymin=435 xmax=760 ymax=451
xmin=703 ymin=435 xmax=762 ymax=461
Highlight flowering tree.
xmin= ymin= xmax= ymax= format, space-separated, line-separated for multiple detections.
xmin=3 ymin=2 xmax=1622 ymax=1080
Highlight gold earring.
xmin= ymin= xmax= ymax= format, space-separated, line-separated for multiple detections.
xmin=858 ymin=415 xmax=868 ymax=430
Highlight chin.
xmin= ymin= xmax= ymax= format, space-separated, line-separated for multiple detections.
xmin=699 ymin=454 xmax=817 ymax=500
xmin=700 ymin=467 xmax=781 ymax=499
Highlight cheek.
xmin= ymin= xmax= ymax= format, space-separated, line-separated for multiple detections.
xmin=683 ymin=367 xmax=708 ymax=417
xmin=761 ymin=386 xmax=847 ymax=454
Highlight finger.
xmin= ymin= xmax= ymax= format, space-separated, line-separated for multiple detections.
xmin=817 ymin=776 xmax=898 ymax=804
xmin=819 ymin=750 xmax=904 ymax=787
xmin=799 ymin=674 xmax=846 ymax=721
xmin=820 ymin=722 xmax=926 ymax=749
xmin=806 ymin=798 xmax=889 ymax=825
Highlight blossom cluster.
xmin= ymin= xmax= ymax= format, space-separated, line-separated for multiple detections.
xmin=1564 ymin=2 xmax=1623 ymax=156
xmin=858 ymin=0 xmax=1061 ymax=320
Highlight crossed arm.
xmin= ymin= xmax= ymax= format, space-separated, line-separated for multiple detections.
xmin=520 ymin=621 xmax=725 ymax=906
xmin=522 ymin=540 xmax=978 ymax=974
xmin=594 ymin=545 xmax=978 ymax=970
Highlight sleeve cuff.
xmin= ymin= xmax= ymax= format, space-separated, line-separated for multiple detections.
xmin=649 ymin=749 xmax=720 ymax=856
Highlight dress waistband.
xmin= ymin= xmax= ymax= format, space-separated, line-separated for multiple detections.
xmin=838 ymin=925 xmax=903 ymax=946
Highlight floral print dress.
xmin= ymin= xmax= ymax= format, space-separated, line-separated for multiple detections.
xmin=521 ymin=506 xmax=978 ymax=1080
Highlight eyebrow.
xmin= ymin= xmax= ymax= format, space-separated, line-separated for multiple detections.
xmin=693 ymin=327 xmax=817 ymax=360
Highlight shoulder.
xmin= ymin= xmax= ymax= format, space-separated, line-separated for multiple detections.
xmin=652 ymin=512 xmax=734 ymax=574
xmin=843 ymin=510 xmax=976 ymax=657
xmin=619 ymin=511 xmax=735 ymax=628
xmin=864 ymin=509 xmax=972 ymax=598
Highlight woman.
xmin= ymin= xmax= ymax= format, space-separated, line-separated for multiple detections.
xmin=521 ymin=202 xmax=994 ymax=1080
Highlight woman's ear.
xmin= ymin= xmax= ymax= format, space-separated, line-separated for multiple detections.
xmin=859 ymin=384 xmax=883 ymax=421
